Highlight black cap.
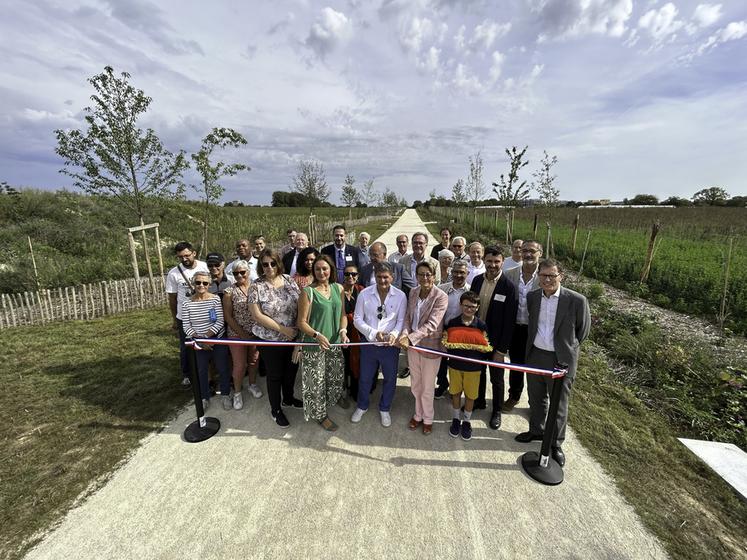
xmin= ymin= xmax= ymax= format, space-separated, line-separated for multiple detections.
xmin=206 ymin=252 xmax=224 ymax=264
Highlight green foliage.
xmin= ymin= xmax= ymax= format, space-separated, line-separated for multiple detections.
xmin=54 ymin=66 xmax=188 ymax=224
xmin=531 ymin=150 xmax=559 ymax=207
xmin=626 ymin=193 xmax=659 ymax=205
xmin=692 ymin=186 xmax=729 ymax=206
xmin=492 ymin=145 xmax=530 ymax=207
xmin=291 ymin=160 xmax=330 ymax=208
xmin=451 ymin=178 xmax=466 ymax=205
xmin=340 ymin=174 xmax=359 ymax=207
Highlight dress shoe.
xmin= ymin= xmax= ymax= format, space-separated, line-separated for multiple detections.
xmin=397 ymin=367 xmax=410 ymax=379
xmin=552 ymin=446 xmax=566 ymax=467
xmin=408 ymin=417 xmax=422 ymax=430
xmin=489 ymin=411 xmax=502 ymax=430
xmin=422 ymin=423 xmax=433 ymax=435
xmin=502 ymin=397 xmax=520 ymax=412
xmin=434 ymin=386 xmax=448 ymax=399
xmin=515 ymin=431 xmax=544 ymax=443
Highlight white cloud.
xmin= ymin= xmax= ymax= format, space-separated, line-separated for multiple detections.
xmin=695 ymin=20 xmax=747 ymax=57
xmin=453 ymin=63 xmax=484 ymax=95
xmin=535 ymin=0 xmax=633 ymax=41
xmin=638 ymin=3 xmax=684 ymax=43
xmin=399 ymin=16 xmax=433 ymax=53
xmin=454 ymin=24 xmax=466 ymax=51
xmin=488 ymin=51 xmax=505 ymax=82
xmin=305 ymin=7 xmax=352 ymax=59
xmin=470 ymin=19 xmax=511 ymax=51
xmin=692 ymin=4 xmax=722 ymax=28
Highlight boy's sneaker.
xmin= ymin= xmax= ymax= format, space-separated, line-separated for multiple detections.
xmin=282 ymin=397 xmax=303 ymax=409
xmin=460 ymin=421 xmax=472 ymax=441
xmin=248 ymin=384 xmax=263 ymax=399
xmin=222 ymin=395 xmax=233 ymax=411
xmin=232 ymin=391 xmax=244 ymax=410
xmin=271 ymin=409 xmax=290 ymax=428
xmin=449 ymin=418 xmax=461 ymax=438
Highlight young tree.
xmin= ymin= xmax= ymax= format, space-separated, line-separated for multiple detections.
xmin=465 ymin=150 xmax=485 ymax=203
xmin=452 ymin=178 xmax=467 ymax=205
xmin=360 ymin=178 xmax=377 ymax=207
xmin=692 ymin=186 xmax=729 ymax=206
xmin=532 ymin=150 xmax=560 ymax=207
xmin=381 ymin=187 xmax=399 ymax=207
xmin=492 ymin=146 xmax=530 ymax=207
xmin=55 ymin=66 xmax=188 ymax=226
xmin=340 ymin=174 xmax=359 ymax=207
xmin=292 ymin=160 xmax=329 ymax=210
xmin=191 ymin=127 xmax=250 ymax=254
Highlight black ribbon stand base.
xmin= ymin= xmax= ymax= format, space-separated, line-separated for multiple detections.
xmin=183 ymin=344 xmax=221 ymax=443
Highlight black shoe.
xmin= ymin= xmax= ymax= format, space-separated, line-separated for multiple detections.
xmin=472 ymin=399 xmax=486 ymax=410
xmin=271 ymin=410 xmax=290 ymax=428
xmin=434 ymin=386 xmax=447 ymax=399
xmin=460 ymin=421 xmax=472 ymax=441
xmin=515 ymin=431 xmax=544 ymax=443
xmin=552 ymin=446 xmax=566 ymax=467
xmin=397 ymin=367 xmax=410 ymax=379
xmin=489 ymin=411 xmax=502 ymax=430
xmin=281 ymin=397 xmax=303 ymax=409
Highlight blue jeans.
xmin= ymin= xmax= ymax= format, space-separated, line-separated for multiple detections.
xmin=356 ymin=345 xmax=399 ymax=412
xmin=194 ymin=343 xmax=231 ymax=400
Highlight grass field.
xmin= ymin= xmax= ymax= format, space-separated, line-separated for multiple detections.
xmin=421 ymin=205 xmax=747 ymax=335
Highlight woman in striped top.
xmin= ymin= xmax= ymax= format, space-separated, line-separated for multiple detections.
xmin=182 ymin=270 xmax=232 ymax=411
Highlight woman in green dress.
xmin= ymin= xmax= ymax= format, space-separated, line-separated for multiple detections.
xmin=297 ymin=254 xmax=349 ymax=431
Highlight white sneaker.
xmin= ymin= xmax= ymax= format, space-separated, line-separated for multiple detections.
xmin=351 ymin=408 xmax=366 ymax=423
xmin=201 ymin=398 xmax=210 ymax=411
xmin=181 ymin=377 xmax=191 ymax=388
xmin=222 ymin=395 xmax=232 ymax=411
xmin=233 ymin=391 xmax=244 ymax=410
xmin=380 ymin=411 xmax=392 ymax=427
xmin=248 ymin=384 xmax=263 ymax=399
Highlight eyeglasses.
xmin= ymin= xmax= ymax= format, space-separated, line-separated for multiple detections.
xmin=539 ymin=273 xmax=560 ymax=279
xmin=344 ymin=272 xmax=358 ymax=277
xmin=417 ymin=272 xmax=433 ymax=278
xmin=234 ymin=270 xmax=248 ymax=276
xmin=207 ymin=263 xmax=222 ymax=268
xmin=261 ymin=261 xmax=277 ymax=268
xmin=194 ymin=281 xmax=210 ymax=286
xmin=377 ymin=305 xmax=386 ymax=320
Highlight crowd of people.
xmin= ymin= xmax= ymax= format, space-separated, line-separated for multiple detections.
xmin=166 ymin=224 xmax=590 ymax=466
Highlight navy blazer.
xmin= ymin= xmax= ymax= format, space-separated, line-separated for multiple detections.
xmin=357 ymin=261 xmax=404 ymax=290
xmin=321 ymin=243 xmax=364 ymax=272
xmin=470 ymin=272 xmax=518 ymax=353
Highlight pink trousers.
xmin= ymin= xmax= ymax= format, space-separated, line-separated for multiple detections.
xmin=407 ymin=348 xmax=440 ymax=424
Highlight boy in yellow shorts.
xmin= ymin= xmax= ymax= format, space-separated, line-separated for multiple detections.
xmin=441 ymin=291 xmax=493 ymax=440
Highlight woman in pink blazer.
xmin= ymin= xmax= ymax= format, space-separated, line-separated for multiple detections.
xmin=398 ymin=261 xmax=448 ymax=434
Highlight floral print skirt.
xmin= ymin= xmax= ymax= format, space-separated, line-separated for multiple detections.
xmin=300 ymin=347 xmax=344 ymax=421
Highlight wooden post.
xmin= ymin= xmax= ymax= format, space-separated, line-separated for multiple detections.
xmin=127 ymin=231 xmax=144 ymax=300
xmin=99 ymin=282 xmax=107 ymax=316
xmin=64 ymin=287 xmax=72 ymax=320
xmin=473 ymin=207 xmax=477 ymax=233
xmin=7 ymin=294 xmax=18 ymax=327
xmin=494 ymin=210 xmax=499 ymax=234
xmin=45 ymin=289 xmax=54 ymax=321
xmin=571 ymin=213 xmax=580 ymax=257
xmin=36 ymin=290 xmax=46 ymax=324
xmin=640 ymin=221 xmax=661 ymax=283
xmin=154 ymin=224 xmax=165 ymax=278
xmin=57 ymin=287 xmax=64 ymax=320
xmin=139 ymin=219 xmax=156 ymax=296
xmin=28 ymin=236 xmax=41 ymax=290
xmin=532 ymin=214 xmax=538 ymax=238
xmin=579 ymin=231 xmax=591 ymax=277
xmin=505 ymin=212 xmax=511 ymax=244
xmin=510 ymin=209 xmax=515 ymax=241
xmin=545 ymin=222 xmax=552 ymax=259
xmin=718 ymin=236 xmax=733 ymax=332
xmin=82 ymin=284 xmax=89 ymax=320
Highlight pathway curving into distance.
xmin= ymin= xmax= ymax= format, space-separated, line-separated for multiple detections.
xmin=25 ymin=209 xmax=667 ymax=560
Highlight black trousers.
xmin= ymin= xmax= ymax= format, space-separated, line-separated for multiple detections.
xmin=477 ymin=365 xmax=507 ymax=412
xmin=507 ymin=324 xmax=529 ymax=400
xmin=526 ymin=346 xmax=574 ymax=445
xmin=258 ymin=344 xmax=297 ymax=412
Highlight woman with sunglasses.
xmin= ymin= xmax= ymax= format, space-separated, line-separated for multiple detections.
xmin=293 ymin=246 xmax=319 ymax=290
xmin=222 ymin=260 xmax=263 ymax=410
xmin=181 ymin=271 xmax=232 ymax=410
xmin=398 ymin=261 xmax=448 ymax=435
xmin=296 ymin=255 xmax=349 ymax=431
xmin=341 ymin=264 xmax=362 ymax=403
xmin=248 ymin=248 xmax=302 ymax=428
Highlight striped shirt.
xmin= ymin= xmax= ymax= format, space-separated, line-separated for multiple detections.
xmin=181 ymin=296 xmax=225 ymax=339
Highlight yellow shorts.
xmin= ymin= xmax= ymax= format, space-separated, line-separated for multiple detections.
xmin=448 ymin=368 xmax=481 ymax=400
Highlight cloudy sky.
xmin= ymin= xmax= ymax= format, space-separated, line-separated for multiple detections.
xmin=2 ymin=0 xmax=746 ymax=204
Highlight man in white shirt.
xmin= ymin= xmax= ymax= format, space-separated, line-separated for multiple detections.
xmin=504 ymin=240 xmax=542 ymax=411
xmin=466 ymin=241 xmax=486 ymax=284
xmin=435 ymin=260 xmax=471 ymax=398
xmin=351 ymin=261 xmax=407 ymax=427
xmin=503 ymin=239 xmax=523 ymax=271
xmin=388 ymin=234 xmax=411 ymax=264
xmin=515 ymin=259 xmax=591 ymax=468
xmin=165 ymin=241 xmax=208 ymax=387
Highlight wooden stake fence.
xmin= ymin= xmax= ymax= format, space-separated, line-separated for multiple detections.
xmin=0 ymin=276 xmax=167 ymax=330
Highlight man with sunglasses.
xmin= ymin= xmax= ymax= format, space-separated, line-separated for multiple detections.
xmin=351 ymin=261 xmax=407 ymax=427
xmin=166 ymin=242 xmax=209 ymax=388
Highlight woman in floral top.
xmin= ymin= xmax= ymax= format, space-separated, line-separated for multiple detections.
xmin=248 ymin=248 xmax=302 ymax=429
xmin=222 ymin=259 xmax=263 ymax=411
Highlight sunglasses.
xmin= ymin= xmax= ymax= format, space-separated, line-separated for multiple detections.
xmin=194 ymin=281 xmax=210 ymax=286
xmin=377 ymin=305 xmax=386 ymax=320
xmin=261 ymin=261 xmax=277 ymax=268
xmin=207 ymin=263 xmax=222 ymax=268
xmin=344 ymin=272 xmax=358 ymax=277
xmin=234 ymin=270 xmax=248 ymax=276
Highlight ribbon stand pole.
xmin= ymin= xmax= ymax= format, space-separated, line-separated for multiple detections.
xmin=520 ymin=364 xmax=566 ymax=485
xmin=183 ymin=342 xmax=221 ymax=443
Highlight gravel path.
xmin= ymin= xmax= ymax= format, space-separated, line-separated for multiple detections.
xmin=25 ymin=209 xmax=668 ymax=560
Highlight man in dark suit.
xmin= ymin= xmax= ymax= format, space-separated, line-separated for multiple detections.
xmin=515 ymin=258 xmax=591 ymax=467
xmin=470 ymin=246 xmax=518 ymax=429
xmin=281 ymin=232 xmax=309 ymax=276
xmin=321 ymin=224 xmax=364 ymax=283
xmin=357 ymin=242 xmax=404 ymax=290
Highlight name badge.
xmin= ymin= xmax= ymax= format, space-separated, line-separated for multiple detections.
xmin=345 ymin=255 xmax=353 ymax=262
xmin=494 ymin=294 xmax=506 ymax=302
